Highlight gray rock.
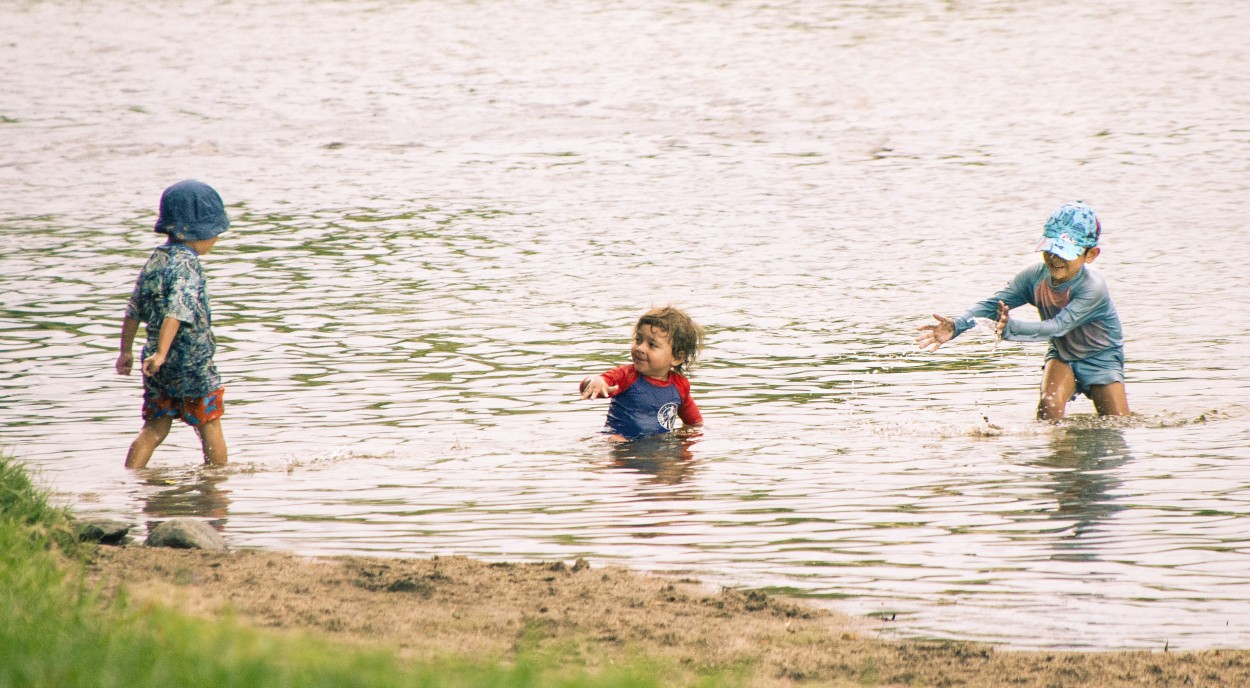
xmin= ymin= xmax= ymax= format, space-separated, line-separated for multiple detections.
xmin=74 ymin=518 xmax=133 ymax=545
xmin=144 ymin=518 xmax=228 ymax=551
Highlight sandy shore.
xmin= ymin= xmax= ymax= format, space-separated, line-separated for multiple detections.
xmin=88 ymin=546 xmax=1250 ymax=687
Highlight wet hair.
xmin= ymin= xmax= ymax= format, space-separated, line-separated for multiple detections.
xmin=636 ymin=306 xmax=704 ymax=376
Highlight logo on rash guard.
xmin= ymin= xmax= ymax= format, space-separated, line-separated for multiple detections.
xmin=657 ymin=402 xmax=678 ymax=430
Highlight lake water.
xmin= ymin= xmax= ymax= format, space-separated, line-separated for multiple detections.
xmin=2 ymin=0 xmax=1249 ymax=651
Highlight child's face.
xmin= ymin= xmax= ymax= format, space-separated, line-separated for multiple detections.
xmin=1042 ymin=246 xmax=1098 ymax=284
xmin=631 ymin=324 xmax=684 ymax=380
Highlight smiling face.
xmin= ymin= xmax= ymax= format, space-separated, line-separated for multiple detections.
xmin=631 ymin=324 xmax=684 ymax=380
xmin=1042 ymin=246 xmax=1098 ymax=284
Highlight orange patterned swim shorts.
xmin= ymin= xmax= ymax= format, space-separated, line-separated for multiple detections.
xmin=142 ymin=386 xmax=225 ymax=427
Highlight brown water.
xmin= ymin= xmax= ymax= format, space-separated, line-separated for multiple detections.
xmin=3 ymin=0 xmax=1249 ymax=650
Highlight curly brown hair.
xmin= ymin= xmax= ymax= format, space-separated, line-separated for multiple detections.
xmin=636 ymin=306 xmax=704 ymax=376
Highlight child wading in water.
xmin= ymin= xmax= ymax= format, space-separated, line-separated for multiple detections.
xmin=916 ymin=202 xmax=1129 ymax=421
xmin=579 ymin=306 xmax=704 ymax=440
xmin=116 ymin=180 xmax=230 ymax=467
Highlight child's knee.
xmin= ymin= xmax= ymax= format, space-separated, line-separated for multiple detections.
xmin=197 ymin=420 xmax=228 ymax=462
xmin=1036 ymin=385 xmax=1070 ymax=420
xmin=1090 ymin=383 xmax=1130 ymax=416
xmin=1036 ymin=397 xmax=1066 ymax=421
xmin=143 ymin=416 xmax=174 ymax=437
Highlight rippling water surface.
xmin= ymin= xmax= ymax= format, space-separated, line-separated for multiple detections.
xmin=3 ymin=0 xmax=1249 ymax=650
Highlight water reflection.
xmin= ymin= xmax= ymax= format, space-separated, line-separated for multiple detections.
xmin=1035 ymin=426 xmax=1130 ymax=561
xmin=140 ymin=468 xmax=231 ymax=528
xmin=606 ymin=432 xmax=700 ymax=491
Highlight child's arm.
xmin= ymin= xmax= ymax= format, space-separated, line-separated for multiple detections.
xmin=677 ymin=383 xmax=702 ymax=428
xmin=1001 ymin=278 xmax=1109 ymax=342
xmin=916 ymin=266 xmax=1036 ymax=351
xmin=116 ymin=317 xmax=140 ymax=375
xmin=141 ymin=316 xmax=183 ymax=377
xmin=579 ymin=376 xmax=619 ymax=399
xmin=579 ymin=365 xmax=637 ymax=400
xmin=118 ymin=273 xmax=145 ymax=375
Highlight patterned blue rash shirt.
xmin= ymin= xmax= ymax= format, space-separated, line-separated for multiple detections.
xmin=125 ymin=243 xmax=221 ymax=398
xmin=951 ymin=263 xmax=1124 ymax=364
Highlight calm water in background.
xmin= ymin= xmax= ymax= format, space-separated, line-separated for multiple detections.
xmin=2 ymin=0 xmax=1249 ymax=650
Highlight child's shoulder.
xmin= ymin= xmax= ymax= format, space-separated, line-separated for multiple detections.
xmin=666 ymin=371 xmax=693 ymax=393
xmin=1016 ymin=261 xmax=1049 ymax=279
xmin=163 ymin=243 xmax=204 ymax=267
xmin=147 ymin=241 xmax=194 ymax=257
xmin=1078 ymin=265 xmax=1113 ymax=292
xmin=603 ymin=363 xmax=639 ymax=384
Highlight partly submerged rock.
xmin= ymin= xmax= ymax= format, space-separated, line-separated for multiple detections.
xmin=74 ymin=518 xmax=133 ymax=545
xmin=144 ymin=518 xmax=227 ymax=551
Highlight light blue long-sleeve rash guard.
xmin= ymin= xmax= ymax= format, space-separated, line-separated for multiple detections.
xmin=950 ymin=263 xmax=1123 ymax=363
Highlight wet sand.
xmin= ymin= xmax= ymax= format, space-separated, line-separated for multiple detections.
xmin=88 ymin=546 xmax=1250 ymax=687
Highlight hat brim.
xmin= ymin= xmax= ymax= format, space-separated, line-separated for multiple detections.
xmin=1035 ymin=236 xmax=1082 ymax=261
xmin=157 ymin=222 xmax=229 ymax=241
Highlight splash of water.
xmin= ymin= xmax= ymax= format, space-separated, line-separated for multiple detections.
xmin=970 ymin=317 xmax=1003 ymax=346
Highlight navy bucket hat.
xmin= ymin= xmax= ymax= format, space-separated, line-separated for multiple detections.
xmin=154 ymin=180 xmax=229 ymax=241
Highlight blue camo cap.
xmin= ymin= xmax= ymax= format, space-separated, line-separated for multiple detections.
xmin=1035 ymin=202 xmax=1100 ymax=261
xmin=153 ymin=180 xmax=229 ymax=242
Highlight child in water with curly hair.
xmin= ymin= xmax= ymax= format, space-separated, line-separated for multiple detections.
xmin=579 ymin=306 xmax=704 ymax=440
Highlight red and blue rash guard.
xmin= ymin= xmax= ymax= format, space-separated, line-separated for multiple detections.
xmin=601 ymin=364 xmax=702 ymax=439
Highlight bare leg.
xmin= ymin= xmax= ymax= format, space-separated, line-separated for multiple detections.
xmin=1037 ymin=359 xmax=1077 ymax=422
xmin=195 ymin=419 xmax=228 ymax=466
xmin=125 ymin=417 xmax=173 ymax=468
xmin=1088 ymin=382 xmax=1130 ymax=416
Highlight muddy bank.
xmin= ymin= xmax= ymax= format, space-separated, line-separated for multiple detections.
xmin=88 ymin=547 xmax=1250 ymax=687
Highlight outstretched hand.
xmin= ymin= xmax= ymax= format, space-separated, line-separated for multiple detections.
xmin=915 ymin=314 xmax=956 ymax=352
xmin=579 ymin=376 xmax=619 ymax=400
xmin=995 ymin=300 xmax=1009 ymax=340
